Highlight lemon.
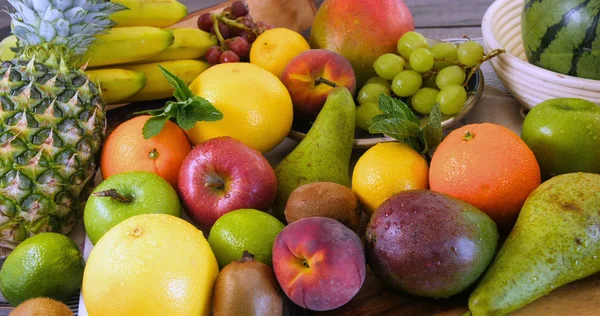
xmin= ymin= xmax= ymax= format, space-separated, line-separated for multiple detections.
xmin=249 ymin=28 xmax=311 ymax=78
xmin=352 ymin=142 xmax=429 ymax=215
xmin=187 ymin=62 xmax=293 ymax=153
xmin=208 ymin=209 xmax=284 ymax=268
xmin=82 ymin=214 xmax=219 ymax=316
xmin=0 ymin=233 xmax=84 ymax=307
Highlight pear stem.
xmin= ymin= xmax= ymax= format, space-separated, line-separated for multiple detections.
xmin=315 ymin=77 xmax=338 ymax=88
xmin=93 ymin=189 xmax=132 ymax=203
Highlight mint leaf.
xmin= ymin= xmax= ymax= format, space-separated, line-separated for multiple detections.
xmin=421 ymin=103 xmax=443 ymax=155
xmin=368 ymin=117 xmax=421 ymax=140
xmin=158 ymin=65 xmax=192 ymax=101
xmin=177 ymin=97 xmax=223 ymax=130
xmin=140 ymin=67 xmax=224 ymax=138
xmin=142 ymin=116 xmax=169 ymax=139
xmin=378 ymin=94 xmax=419 ymax=124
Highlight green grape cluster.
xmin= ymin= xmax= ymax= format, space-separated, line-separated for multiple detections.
xmin=356 ymin=31 xmax=488 ymax=130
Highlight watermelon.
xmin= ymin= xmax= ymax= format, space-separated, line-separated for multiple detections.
xmin=521 ymin=0 xmax=600 ymax=80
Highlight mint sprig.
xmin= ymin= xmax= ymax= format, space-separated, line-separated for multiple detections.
xmin=367 ymin=94 xmax=443 ymax=158
xmin=136 ymin=65 xmax=223 ymax=139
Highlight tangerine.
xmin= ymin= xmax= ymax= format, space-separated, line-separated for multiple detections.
xmin=100 ymin=115 xmax=192 ymax=189
xmin=429 ymin=123 xmax=541 ymax=225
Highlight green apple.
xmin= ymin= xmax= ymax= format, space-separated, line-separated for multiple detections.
xmin=84 ymin=171 xmax=182 ymax=245
xmin=356 ymin=101 xmax=383 ymax=131
xmin=521 ymin=98 xmax=600 ymax=180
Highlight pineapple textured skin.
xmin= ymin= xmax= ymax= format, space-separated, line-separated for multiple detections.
xmin=0 ymin=58 xmax=105 ymax=250
xmin=0 ymin=0 xmax=125 ymax=253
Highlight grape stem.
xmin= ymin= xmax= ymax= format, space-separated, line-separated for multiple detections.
xmin=315 ymin=77 xmax=338 ymax=88
xmin=217 ymin=14 xmax=256 ymax=33
xmin=463 ymin=48 xmax=505 ymax=87
xmin=212 ymin=14 xmax=226 ymax=48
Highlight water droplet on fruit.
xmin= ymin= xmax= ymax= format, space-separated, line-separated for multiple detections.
xmin=384 ymin=221 xmax=390 ymax=229
xmin=384 ymin=212 xmax=390 ymax=217
xmin=436 ymin=260 xmax=441 ymax=265
xmin=533 ymin=276 xmax=538 ymax=281
xmin=593 ymin=255 xmax=598 ymax=259
xmin=451 ymin=247 xmax=457 ymax=253
xmin=225 ymin=193 xmax=231 ymax=198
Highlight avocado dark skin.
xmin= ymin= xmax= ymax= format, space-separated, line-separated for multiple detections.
xmin=365 ymin=190 xmax=498 ymax=298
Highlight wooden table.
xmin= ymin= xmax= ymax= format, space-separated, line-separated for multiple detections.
xmin=1 ymin=0 xmax=600 ymax=315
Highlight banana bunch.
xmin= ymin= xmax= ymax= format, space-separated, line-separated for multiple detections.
xmin=0 ymin=0 xmax=217 ymax=105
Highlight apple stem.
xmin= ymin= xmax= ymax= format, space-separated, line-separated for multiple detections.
xmin=204 ymin=182 xmax=225 ymax=190
xmin=301 ymin=260 xmax=310 ymax=268
xmin=315 ymin=77 xmax=338 ymax=88
xmin=92 ymin=189 xmax=132 ymax=203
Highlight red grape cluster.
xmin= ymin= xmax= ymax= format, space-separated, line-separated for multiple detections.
xmin=197 ymin=1 xmax=274 ymax=64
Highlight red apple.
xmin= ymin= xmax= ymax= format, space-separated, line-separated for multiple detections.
xmin=309 ymin=0 xmax=414 ymax=87
xmin=177 ymin=136 xmax=277 ymax=229
xmin=272 ymin=217 xmax=366 ymax=311
xmin=281 ymin=49 xmax=356 ymax=121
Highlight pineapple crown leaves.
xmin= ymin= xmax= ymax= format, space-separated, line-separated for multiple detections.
xmin=367 ymin=94 xmax=443 ymax=160
xmin=6 ymin=0 xmax=126 ymax=65
xmin=135 ymin=65 xmax=223 ymax=139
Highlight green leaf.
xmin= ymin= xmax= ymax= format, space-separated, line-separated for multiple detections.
xmin=421 ymin=103 xmax=443 ymax=155
xmin=368 ymin=117 xmax=421 ymax=140
xmin=177 ymin=97 xmax=224 ymax=130
xmin=378 ymin=94 xmax=419 ymax=124
xmin=142 ymin=115 xmax=169 ymax=139
xmin=140 ymin=68 xmax=224 ymax=138
xmin=158 ymin=65 xmax=193 ymax=101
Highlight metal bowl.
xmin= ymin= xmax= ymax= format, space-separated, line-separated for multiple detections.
xmin=287 ymin=39 xmax=485 ymax=149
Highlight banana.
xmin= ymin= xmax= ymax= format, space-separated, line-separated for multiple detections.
xmin=85 ymin=68 xmax=147 ymax=104
xmin=142 ymin=28 xmax=217 ymax=63
xmin=120 ymin=59 xmax=210 ymax=102
xmin=0 ymin=35 xmax=17 ymax=61
xmin=83 ymin=26 xmax=174 ymax=68
xmin=110 ymin=0 xmax=188 ymax=28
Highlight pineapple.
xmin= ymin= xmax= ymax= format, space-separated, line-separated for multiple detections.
xmin=0 ymin=0 xmax=125 ymax=253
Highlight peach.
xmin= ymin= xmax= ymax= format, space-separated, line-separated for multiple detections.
xmin=272 ymin=217 xmax=366 ymax=311
xmin=281 ymin=49 xmax=356 ymax=121
xmin=309 ymin=0 xmax=414 ymax=87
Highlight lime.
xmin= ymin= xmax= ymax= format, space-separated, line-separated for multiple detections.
xmin=208 ymin=209 xmax=284 ymax=268
xmin=0 ymin=232 xmax=85 ymax=306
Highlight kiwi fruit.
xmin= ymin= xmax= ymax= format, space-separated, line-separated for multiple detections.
xmin=212 ymin=251 xmax=284 ymax=316
xmin=284 ymin=182 xmax=361 ymax=231
xmin=10 ymin=297 xmax=73 ymax=316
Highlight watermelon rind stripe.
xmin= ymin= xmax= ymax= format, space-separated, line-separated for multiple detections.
xmin=569 ymin=6 xmax=600 ymax=76
xmin=528 ymin=0 xmax=592 ymax=64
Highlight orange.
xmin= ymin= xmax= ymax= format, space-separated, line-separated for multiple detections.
xmin=429 ymin=123 xmax=541 ymax=225
xmin=352 ymin=142 xmax=429 ymax=215
xmin=100 ymin=115 xmax=191 ymax=188
xmin=249 ymin=28 xmax=311 ymax=78
xmin=82 ymin=214 xmax=219 ymax=316
xmin=186 ymin=62 xmax=293 ymax=153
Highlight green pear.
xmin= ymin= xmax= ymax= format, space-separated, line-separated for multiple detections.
xmin=467 ymin=172 xmax=600 ymax=316
xmin=272 ymin=86 xmax=356 ymax=222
